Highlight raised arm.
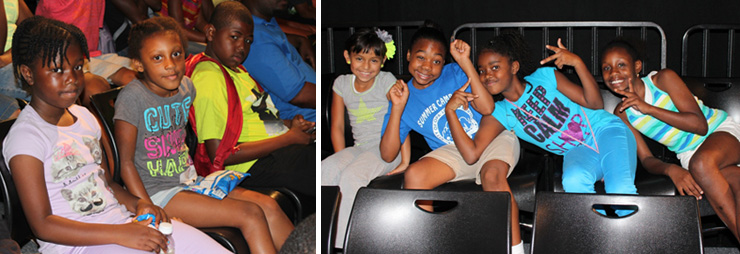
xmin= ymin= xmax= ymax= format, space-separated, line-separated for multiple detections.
xmin=615 ymin=69 xmax=708 ymax=135
xmin=613 ymin=106 xmax=703 ymax=198
xmin=9 ymin=155 xmax=168 ymax=252
xmin=541 ymin=38 xmax=602 ymax=109
xmin=449 ymin=39 xmax=493 ymax=115
xmin=379 ymin=79 xmax=409 ymax=162
xmin=330 ymin=91 xmax=346 ymax=152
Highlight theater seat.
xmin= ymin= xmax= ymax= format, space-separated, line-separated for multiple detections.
xmin=531 ymin=192 xmax=702 ymax=254
xmin=368 ymin=138 xmax=548 ymax=214
xmin=344 ymin=188 xmax=511 ymax=254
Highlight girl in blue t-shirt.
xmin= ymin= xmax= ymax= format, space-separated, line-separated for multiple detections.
xmin=379 ymin=21 xmax=524 ymax=253
xmin=474 ymin=32 xmax=638 ymax=199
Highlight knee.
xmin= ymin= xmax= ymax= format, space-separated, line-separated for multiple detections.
xmin=403 ymin=164 xmax=426 ymax=188
xmin=237 ymin=201 xmax=268 ymax=225
xmin=257 ymin=195 xmax=284 ymax=217
xmin=480 ymin=165 xmax=509 ymax=191
xmin=561 ymin=171 xmax=595 ymax=193
xmin=688 ymin=156 xmax=717 ymax=179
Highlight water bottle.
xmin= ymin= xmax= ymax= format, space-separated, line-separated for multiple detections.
xmin=158 ymin=222 xmax=175 ymax=254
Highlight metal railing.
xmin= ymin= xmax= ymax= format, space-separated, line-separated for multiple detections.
xmin=452 ymin=21 xmax=667 ymax=78
xmin=681 ymin=24 xmax=740 ymax=77
xmin=322 ymin=21 xmax=424 ymax=75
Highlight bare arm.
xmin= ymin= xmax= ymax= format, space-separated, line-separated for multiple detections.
xmin=293 ymin=2 xmax=315 ymax=19
xmin=286 ymin=33 xmax=316 ymax=70
xmin=379 ymin=80 xmax=408 ymax=162
xmin=386 ymin=134 xmax=411 ymax=175
xmin=114 ymin=120 xmax=154 ymax=203
xmin=289 ymin=82 xmax=316 ymax=109
xmin=109 ymin=0 xmax=149 ymax=23
xmin=113 ymin=120 xmax=170 ymax=224
xmin=0 ymin=0 xmax=33 ymax=67
xmin=168 ymin=0 xmax=206 ymax=43
xmin=445 ymin=80 xmax=503 ymax=164
xmin=616 ymin=69 xmax=708 ymax=135
xmin=542 ymin=39 xmax=602 ymax=109
xmin=9 ymin=155 xmax=167 ymax=251
xmin=449 ymin=39 xmax=493 ymax=115
xmin=613 ymin=106 xmax=703 ymax=198
xmin=330 ymin=91 xmax=346 ymax=152
xmin=209 ymin=115 xmax=314 ymax=166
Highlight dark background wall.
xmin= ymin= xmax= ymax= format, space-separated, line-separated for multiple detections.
xmin=322 ymin=0 xmax=740 ymax=73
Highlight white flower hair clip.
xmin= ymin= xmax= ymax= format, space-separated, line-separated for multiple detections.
xmin=375 ymin=28 xmax=396 ymax=60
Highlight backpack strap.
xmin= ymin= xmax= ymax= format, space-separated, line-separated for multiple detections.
xmin=185 ymin=53 xmax=243 ymax=175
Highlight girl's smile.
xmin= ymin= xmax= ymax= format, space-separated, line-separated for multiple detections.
xmin=133 ymin=31 xmax=186 ymax=97
xmin=601 ymin=47 xmax=641 ymax=93
xmin=344 ymin=50 xmax=384 ymax=87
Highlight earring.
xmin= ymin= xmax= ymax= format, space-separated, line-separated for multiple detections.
xmin=347 ymin=60 xmax=351 ymax=64
xmin=381 ymin=64 xmax=384 ymax=68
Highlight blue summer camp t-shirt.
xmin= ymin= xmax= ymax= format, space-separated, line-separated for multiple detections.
xmin=381 ymin=63 xmax=482 ymax=150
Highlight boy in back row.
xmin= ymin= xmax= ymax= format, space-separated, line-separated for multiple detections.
xmin=188 ymin=1 xmax=316 ymax=204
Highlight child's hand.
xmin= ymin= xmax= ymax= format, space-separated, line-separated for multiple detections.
xmin=445 ymin=80 xmax=477 ymax=112
xmin=387 ymin=79 xmax=409 ymax=107
xmin=449 ymin=39 xmax=471 ymax=63
xmin=666 ymin=166 xmax=703 ymax=199
xmin=288 ymin=115 xmax=315 ymax=144
xmin=386 ymin=162 xmax=409 ymax=175
xmin=119 ymin=220 xmax=167 ymax=252
xmin=135 ymin=200 xmax=169 ymax=227
xmin=540 ymin=38 xmax=583 ymax=69
xmin=613 ymin=78 xmax=652 ymax=114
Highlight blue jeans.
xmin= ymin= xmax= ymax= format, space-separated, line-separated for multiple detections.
xmin=561 ymin=119 xmax=638 ymax=195
xmin=0 ymin=63 xmax=30 ymax=101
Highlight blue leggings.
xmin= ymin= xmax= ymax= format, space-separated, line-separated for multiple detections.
xmin=561 ymin=120 xmax=637 ymax=195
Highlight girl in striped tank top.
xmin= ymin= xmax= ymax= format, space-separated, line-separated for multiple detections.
xmin=601 ymin=38 xmax=740 ymax=241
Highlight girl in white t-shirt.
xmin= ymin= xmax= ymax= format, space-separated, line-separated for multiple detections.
xmin=2 ymin=16 xmax=229 ymax=254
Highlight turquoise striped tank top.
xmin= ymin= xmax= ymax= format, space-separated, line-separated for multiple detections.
xmin=626 ymin=71 xmax=727 ymax=153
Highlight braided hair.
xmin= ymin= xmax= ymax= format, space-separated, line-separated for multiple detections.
xmin=12 ymin=16 xmax=90 ymax=91
xmin=128 ymin=16 xmax=187 ymax=61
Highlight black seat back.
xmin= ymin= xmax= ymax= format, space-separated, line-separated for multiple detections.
xmin=344 ymin=188 xmax=511 ymax=254
xmin=89 ymin=87 xmax=124 ymax=185
xmin=321 ymin=185 xmax=340 ymax=254
xmin=531 ymin=192 xmax=702 ymax=254
xmin=683 ymin=77 xmax=740 ymax=122
xmin=0 ymin=118 xmax=34 ymax=246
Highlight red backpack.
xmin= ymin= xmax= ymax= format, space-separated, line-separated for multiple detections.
xmin=184 ymin=53 xmax=261 ymax=176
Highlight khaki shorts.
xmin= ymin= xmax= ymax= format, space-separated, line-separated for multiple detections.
xmin=422 ymin=130 xmax=520 ymax=185
xmin=677 ymin=117 xmax=740 ymax=168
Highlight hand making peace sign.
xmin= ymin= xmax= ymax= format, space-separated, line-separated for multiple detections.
xmin=612 ymin=77 xmax=653 ymax=114
xmin=445 ymin=79 xmax=477 ymax=112
xmin=540 ymin=38 xmax=583 ymax=69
